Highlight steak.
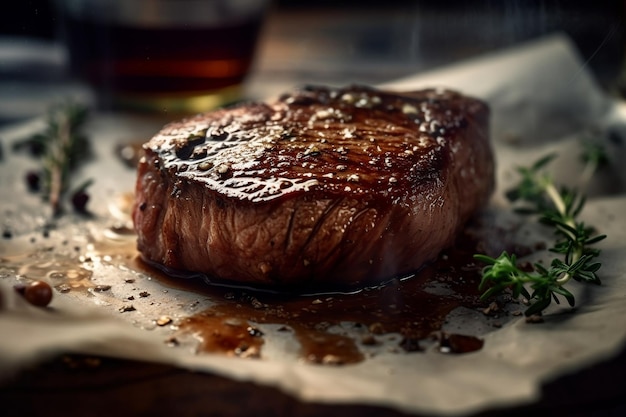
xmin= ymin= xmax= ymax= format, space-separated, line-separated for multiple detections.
xmin=132 ymin=85 xmax=494 ymax=290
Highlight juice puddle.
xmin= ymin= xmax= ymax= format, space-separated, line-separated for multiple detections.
xmin=1 ymin=223 xmax=495 ymax=363
xmin=133 ymin=229 xmax=490 ymax=362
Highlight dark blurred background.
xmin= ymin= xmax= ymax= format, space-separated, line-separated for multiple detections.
xmin=1 ymin=0 xmax=624 ymax=123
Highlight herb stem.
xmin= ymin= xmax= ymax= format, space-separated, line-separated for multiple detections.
xmin=475 ymin=145 xmax=607 ymax=316
xmin=544 ymin=183 xmax=568 ymax=223
xmin=579 ymin=142 xmax=607 ymax=193
xmin=48 ymin=109 xmax=72 ymax=216
xmin=544 ymin=182 xmax=579 ymax=286
xmin=555 ymin=271 xmax=573 ymax=286
xmin=14 ymin=101 xmax=91 ymax=216
xmin=579 ymin=161 xmax=596 ymax=192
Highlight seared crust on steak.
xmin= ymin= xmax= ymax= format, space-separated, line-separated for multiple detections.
xmin=132 ymin=85 xmax=494 ymax=289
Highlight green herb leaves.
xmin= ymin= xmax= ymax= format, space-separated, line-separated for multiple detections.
xmin=13 ymin=102 xmax=92 ymax=216
xmin=476 ymin=144 xmax=607 ymax=317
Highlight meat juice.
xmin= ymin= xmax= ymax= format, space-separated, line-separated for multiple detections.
xmin=126 ymin=226 xmax=496 ymax=362
xmin=1 ymin=224 xmax=495 ymax=364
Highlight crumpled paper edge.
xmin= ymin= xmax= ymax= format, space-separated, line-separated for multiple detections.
xmin=1 ymin=34 xmax=626 ymax=416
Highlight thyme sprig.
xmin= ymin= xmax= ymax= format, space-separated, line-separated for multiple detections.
xmin=475 ymin=145 xmax=607 ymax=317
xmin=13 ymin=102 xmax=91 ymax=216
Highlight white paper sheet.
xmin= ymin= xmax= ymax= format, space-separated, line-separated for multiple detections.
xmin=1 ymin=34 xmax=625 ymax=416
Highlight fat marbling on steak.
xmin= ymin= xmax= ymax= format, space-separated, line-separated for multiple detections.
xmin=132 ymin=85 xmax=494 ymax=290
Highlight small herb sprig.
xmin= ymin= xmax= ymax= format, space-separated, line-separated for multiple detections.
xmin=13 ymin=102 xmax=92 ymax=216
xmin=475 ymin=144 xmax=607 ymax=317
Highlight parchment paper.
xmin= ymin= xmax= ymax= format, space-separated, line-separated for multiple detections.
xmin=1 ymin=34 xmax=626 ymax=416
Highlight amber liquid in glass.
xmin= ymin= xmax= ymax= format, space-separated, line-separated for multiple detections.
xmin=64 ymin=14 xmax=263 ymax=111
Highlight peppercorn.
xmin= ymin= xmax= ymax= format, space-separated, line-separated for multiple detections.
xmin=15 ymin=280 xmax=53 ymax=307
xmin=71 ymin=190 xmax=90 ymax=213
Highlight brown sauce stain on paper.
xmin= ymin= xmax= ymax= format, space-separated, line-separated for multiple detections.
xmin=139 ymin=228 xmax=489 ymax=362
xmin=1 ymin=223 xmax=491 ymax=363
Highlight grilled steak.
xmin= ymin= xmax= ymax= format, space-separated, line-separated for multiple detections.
xmin=132 ymin=85 xmax=494 ymax=290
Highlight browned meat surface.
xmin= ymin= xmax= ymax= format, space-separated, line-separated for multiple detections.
xmin=132 ymin=85 xmax=494 ymax=290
